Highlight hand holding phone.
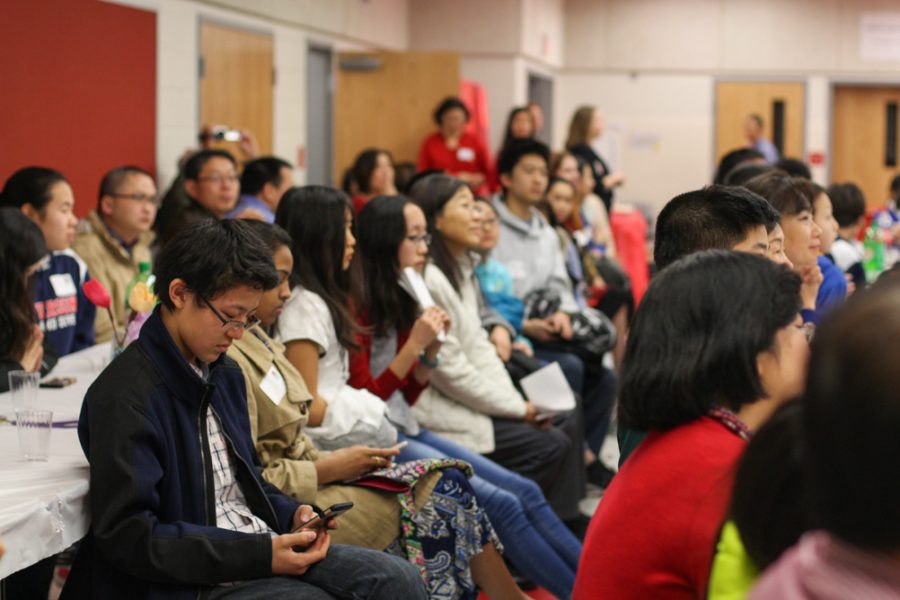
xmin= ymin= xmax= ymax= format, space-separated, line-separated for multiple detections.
xmin=291 ymin=502 xmax=354 ymax=533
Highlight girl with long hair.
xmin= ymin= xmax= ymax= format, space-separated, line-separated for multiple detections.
xmin=0 ymin=208 xmax=50 ymax=390
xmin=231 ymin=218 xmax=525 ymax=600
xmin=0 ymin=167 xmax=96 ymax=356
xmin=350 ymin=194 xmax=583 ymax=600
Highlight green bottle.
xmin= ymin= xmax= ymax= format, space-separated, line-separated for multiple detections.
xmin=863 ymin=221 xmax=885 ymax=283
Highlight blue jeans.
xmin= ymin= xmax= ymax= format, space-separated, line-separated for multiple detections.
xmin=208 ymin=544 xmax=426 ymax=599
xmin=398 ymin=428 xmax=581 ymax=600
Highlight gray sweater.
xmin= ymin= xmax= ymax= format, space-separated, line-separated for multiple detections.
xmin=490 ymin=196 xmax=579 ymax=313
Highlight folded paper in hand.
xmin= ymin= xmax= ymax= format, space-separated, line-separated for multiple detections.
xmin=399 ymin=267 xmax=446 ymax=342
xmin=519 ymin=362 xmax=576 ymax=416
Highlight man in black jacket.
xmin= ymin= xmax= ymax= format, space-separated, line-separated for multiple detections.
xmin=75 ymin=218 xmax=425 ymax=599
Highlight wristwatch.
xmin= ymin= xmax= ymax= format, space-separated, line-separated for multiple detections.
xmin=419 ymin=352 xmax=441 ymax=369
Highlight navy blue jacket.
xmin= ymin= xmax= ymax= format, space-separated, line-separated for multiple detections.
xmin=33 ymin=250 xmax=96 ymax=357
xmin=77 ymin=308 xmax=300 ymax=599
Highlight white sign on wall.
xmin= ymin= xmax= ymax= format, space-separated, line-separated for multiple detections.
xmin=860 ymin=12 xmax=900 ymax=62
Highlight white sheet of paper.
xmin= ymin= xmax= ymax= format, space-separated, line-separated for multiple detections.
xmin=400 ymin=267 xmax=446 ymax=341
xmin=519 ymin=362 xmax=576 ymax=415
xmin=259 ymin=365 xmax=287 ymax=406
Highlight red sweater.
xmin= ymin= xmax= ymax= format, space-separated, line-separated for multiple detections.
xmin=348 ymin=318 xmax=427 ymax=405
xmin=417 ymin=131 xmax=493 ymax=196
xmin=574 ymin=417 xmax=746 ymax=600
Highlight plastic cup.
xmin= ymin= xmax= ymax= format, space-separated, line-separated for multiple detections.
xmin=16 ymin=409 xmax=53 ymax=461
xmin=8 ymin=370 xmax=39 ymax=408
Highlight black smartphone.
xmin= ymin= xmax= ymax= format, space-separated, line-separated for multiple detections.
xmin=40 ymin=377 xmax=76 ymax=389
xmin=291 ymin=502 xmax=354 ymax=533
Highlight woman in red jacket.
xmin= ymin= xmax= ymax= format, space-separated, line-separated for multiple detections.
xmin=574 ymin=251 xmax=808 ymax=600
xmin=417 ymin=97 xmax=492 ymax=197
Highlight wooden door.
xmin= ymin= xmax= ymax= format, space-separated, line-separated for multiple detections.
xmin=715 ymin=81 xmax=805 ymax=165
xmin=335 ymin=51 xmax=459 ymax=182
xmin=199 ymin=21 xmax=273 ymax=156
xmin=832 ymin=86 xmax=900 ymax=211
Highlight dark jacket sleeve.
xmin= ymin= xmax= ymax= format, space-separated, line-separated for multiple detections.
xmin=82 ymin=385 xmax=274 ymax=586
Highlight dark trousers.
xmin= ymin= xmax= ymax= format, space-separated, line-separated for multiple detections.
xmin=485 ymin=414 xmax=584 ymax=521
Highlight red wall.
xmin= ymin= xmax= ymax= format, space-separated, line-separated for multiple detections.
xmin=0 ymin=0 xmax=156 ymax=218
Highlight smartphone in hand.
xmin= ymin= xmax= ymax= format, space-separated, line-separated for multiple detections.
xmin=292 ymin=502 xmax=354 ymax=533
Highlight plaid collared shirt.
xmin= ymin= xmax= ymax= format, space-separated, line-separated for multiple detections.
xmin=206 ymin=407 xmax=273 ymax=535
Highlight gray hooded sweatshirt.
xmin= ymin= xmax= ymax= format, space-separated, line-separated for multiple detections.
xmin=490 ymin=195 xmax=579 ymax=313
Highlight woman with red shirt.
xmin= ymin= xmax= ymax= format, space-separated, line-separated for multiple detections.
xmin=574 ymin=251 xmax=808 ymax=600
xmin=349 ymin=148 xmax=398 ymax=215
xmin=417 ymin=97 xmax=492 ymax=197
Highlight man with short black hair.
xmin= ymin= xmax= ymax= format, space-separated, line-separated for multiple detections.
xmin=225 ymin=156 xmax=293 ymax=222
xmin=654 ymin=185 xmax=780 ymax=271
xmin=619 ymin=184 xmax=781 ymax=466
xmin=73 ymin=218 xmax=426 ymax=599
xmin=73 ymin=166 xmax=157 ymax=341
xmin=155 ymin=149 xmax=239 ymax=245
xmin=491 ymin=139 xmax=617 ymax=486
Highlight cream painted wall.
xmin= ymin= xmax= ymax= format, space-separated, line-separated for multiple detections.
xmin=557 ymin=73 xmax=715 ymax=212
xmin=560 ymin=0 xmax=900 ymax=212
xmin=108 ymin=0 xmax=407 ymax=191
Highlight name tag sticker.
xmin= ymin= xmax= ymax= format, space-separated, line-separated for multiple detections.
xmin=49 ymin=273 xmax=77 ymax=297
xmin=259 ymin=366 xmax=287 ymax=406
xmin=457 ymin=147 xmax=476 ymax=162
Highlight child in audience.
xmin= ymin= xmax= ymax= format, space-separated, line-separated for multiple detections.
xmin=0 ymin=208 xmax=51 ymax=391
xmin=472 ymin=198 xmax=534 ymax=359
xmin=575 ymin=251 xmax=806 ymax=600
xmin=750 ymin=278 xmax=900 ymax=599
xmin=350 ymin=194 xmax=582 ymax=599
xmin=73 ymin=218 xmax=424 ymax=599
xmin=744 ymin=172 xmax=833 ymax=321
xmin=827 ymin=182 xmax=867 ymax=289
xmin=349 ymin=148 xmax=398 ymax=214
xmin=0 ymin=167 xmax=96 ymax=356
xmin=273 ymin=186 xmax=396 ymax=450
xmin=229 ymin=220 xmax=524 ymax=600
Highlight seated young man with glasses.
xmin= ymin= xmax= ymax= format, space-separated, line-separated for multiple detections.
xmin=155 ymin=149 xmax=241 ymax=247
xmin=73 ymin=166 xmax=158 ymax=342
xmin=73 ymin=218 xmax=426 ymax=599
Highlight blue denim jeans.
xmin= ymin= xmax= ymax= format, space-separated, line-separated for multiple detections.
xmin=398 ymin=428 xmax=581 ymax=599
xmin=208 ymin=544 xmax=426 ymax=599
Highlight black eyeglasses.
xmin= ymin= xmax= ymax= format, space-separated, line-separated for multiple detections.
xmin=199 ymin=295 xmax=259 ymax=333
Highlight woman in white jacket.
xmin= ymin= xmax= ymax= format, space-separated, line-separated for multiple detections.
xmin=407 ymin=174 xmax=585 ymax=516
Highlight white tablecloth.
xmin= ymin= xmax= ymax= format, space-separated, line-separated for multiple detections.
xmin=0 ymin=343 xmax=109 ymax=579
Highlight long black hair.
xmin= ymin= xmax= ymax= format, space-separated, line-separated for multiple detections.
xmin=618 ymin=250 xmax=801 ymax=431
xmin=275 ymin=185 xmax=360 ymax=351
xmin=408 ymin=174 xmax=469 ymax=293
xmin=0 ymin=166 xmax=67 ymax=213
xmin=354 ymin=195 xmax=418 ymax=337
xmin=0 ymin=208 xmax=48 ymax=362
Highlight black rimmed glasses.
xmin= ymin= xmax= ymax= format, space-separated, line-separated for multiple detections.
xmin=199 ymin=295 xmax=259 ymax=333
